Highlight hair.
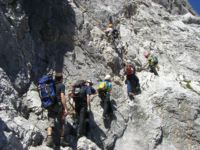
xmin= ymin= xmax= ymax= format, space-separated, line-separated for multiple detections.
xmin=55 ymin=75 xmax=63 ymax=82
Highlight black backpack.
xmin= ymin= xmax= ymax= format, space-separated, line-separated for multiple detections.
xmin=72 ymin=80 xmax=85 ymax=98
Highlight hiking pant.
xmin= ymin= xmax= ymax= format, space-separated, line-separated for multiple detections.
xmin=75 ymin=104 xmax=88 ymax=136
xmin=99 ymin=92 xmax=112 ymax=117
xmin=47 ymin=102 xmax=64 ymax=128
xmin=149 ymin=65 xmax=158 ymax=75
xmin=127 ymin=75 xmax=139 ymax=94
xmin=47 ymin=102 xmax=64 ymax=145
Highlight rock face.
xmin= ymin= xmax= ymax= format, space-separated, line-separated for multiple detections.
xmin=0 ymin=0 xmax=200 ymax=150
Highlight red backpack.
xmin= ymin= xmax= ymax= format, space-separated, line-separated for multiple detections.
xmin=125 ymin=64 xmax=135 ymax=75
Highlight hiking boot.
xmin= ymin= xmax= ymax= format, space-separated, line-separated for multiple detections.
xmin=60 ymin=137 xmax=69 ymax=147
xmin=46 ymin=135 xmax=54 ymax=148
xmin=128 ymin=92 xmax=134 ymax=99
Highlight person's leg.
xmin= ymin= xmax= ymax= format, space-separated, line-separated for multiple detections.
xmin=77 ymin=107 xmax=86 ymax=137
xmin=103 ymin=94 xmax=109 ymax=118
xmin=127 ymin=79 xmax=134 ymax=98
xmin=46 ymin=111 xmax=55 ymax=147
xmin=60 ymin=122 xmax=69 ymax=147
xmin=134 ymin=75 xmax=141 ymax=94
xmin=150 ymin=65 xmax=158 ymax=75
xmin=107 ymin=96 xmax=113 ymax=115
xmin=47 ymin=127 xmax=53 ymax=136
xmin=127 ymin=79 xmax=132 ymax=94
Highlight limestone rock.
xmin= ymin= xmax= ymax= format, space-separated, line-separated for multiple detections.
xmin=0 ymin=0 xmax=200 ymax=150
xmin=77 ymin=137 xmax=101 ymax=150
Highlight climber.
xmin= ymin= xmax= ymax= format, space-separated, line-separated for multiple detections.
xmin=105 ymin=23 xmax=114 ymax=37
xmin=69 ymin=80 xmax=91 ymax=138
xmin=143 ymin=51 xmax=159 ymax=75
xmin=123 ymin=60 xmax=140 ymax=99
xmin=105 ymin=23 xmax=119 ymax=42
xmin=46 ymin=73 xmax=69 ymax=148
xmin=97 ymin=74 xmax=113 ymax=120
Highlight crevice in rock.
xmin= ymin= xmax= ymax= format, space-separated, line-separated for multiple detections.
xmin=153 ymin=127 xmax=163 ymax=149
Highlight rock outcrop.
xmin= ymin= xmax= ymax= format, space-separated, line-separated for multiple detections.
xmin=0 ymin=0 xmax=200 ymax=150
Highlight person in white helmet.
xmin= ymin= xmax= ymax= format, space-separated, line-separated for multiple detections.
xmin=97 ymin=75 xmax=113 ymax=120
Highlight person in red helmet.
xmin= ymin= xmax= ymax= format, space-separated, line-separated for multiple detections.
xmin=123 ymin=60 xmax=140 ymax=99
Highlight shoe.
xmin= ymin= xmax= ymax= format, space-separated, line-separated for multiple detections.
xmin=60 ymin=137 xmax=69 ymax=147
xmin=128 ymin=92 xmax=134 ymax=100
xmin=46 ymin=135 xmax=54 ymax=148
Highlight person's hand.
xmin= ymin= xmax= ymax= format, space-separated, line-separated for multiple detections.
xmin=87 ymin=104 xmax=91 ymax=112
xmin=63 ymin=108 xmax=68 ymax=117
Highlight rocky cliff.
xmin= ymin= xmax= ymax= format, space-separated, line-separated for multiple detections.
xmin=0 ymin=0 xmax=200 ymax=150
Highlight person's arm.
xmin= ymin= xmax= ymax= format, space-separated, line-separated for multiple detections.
xmin=87 ymin=94 xmax=91 ymax=110
xmin=86 ymin=87 xmax=91 ymax=111
xmin=61 ymin=92 xmax=68 ymax=116
xmin=60 ymin=85 xmax=68 ymax=116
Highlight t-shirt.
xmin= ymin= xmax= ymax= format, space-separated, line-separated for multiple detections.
xmin=56 ymin=83 xmax=65 ymax=101
xmin=87 ymin=86 xmax=96 ymax=95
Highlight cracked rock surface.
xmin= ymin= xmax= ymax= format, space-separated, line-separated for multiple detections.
xmin=0 ymin=0 xmax=200 ymax=150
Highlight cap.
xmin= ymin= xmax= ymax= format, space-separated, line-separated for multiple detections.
xmin=86 ymin=80 xmax=92 ymax=83
xmin=104 ymin=74 xmax=111 ymax=80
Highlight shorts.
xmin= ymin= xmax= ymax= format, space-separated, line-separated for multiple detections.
xmin=47 ymin=102 xmax=64 ymax=128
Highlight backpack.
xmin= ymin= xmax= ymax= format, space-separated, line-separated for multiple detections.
xmin=125 ymin=64 xmax=135 ymax=75
xmin=38 ymin=75 xmax=57 ymax=109
xmin=98 ymin=81 xmax=112 ymax=92
xmin=72 ymin=80 xmax=85 ymax=98
xmin=150 ymin=55 xmax=158 ymax=65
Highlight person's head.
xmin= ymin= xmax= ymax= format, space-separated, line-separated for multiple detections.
xmin=86 ymin=80 xmax=93 ymax=86
xmin=144 ymin=51 xmax=150 ymax=58
xmin=104 ymin=74 xmax=111 ymax=81
xmin=55 ymin=72 xmax=63 ymax=82
xmin=108 ymin=23 xmax=113 ymax=28
xmin=126 ymin=60 xmax=131 ymax=64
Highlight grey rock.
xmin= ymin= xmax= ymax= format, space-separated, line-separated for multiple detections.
xmin=0 ymin=0 xmax=200 ymax=150
xmin=77 ymin=137 xmax=101 ymax=150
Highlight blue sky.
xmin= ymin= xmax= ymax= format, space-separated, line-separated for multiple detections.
xmin=188 ymin=0 xmax=200 ymax=15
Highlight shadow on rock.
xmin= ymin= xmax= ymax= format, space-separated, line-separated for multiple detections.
xmin=103 ymin=99 xmax=117 ymax=129
xmin=87 ymin=111 xmax=107 ymax=149
xmin=0 ymin=118 xmax=24 ymax=150
xmin=0 ymin=0 xmax=76 ymax=95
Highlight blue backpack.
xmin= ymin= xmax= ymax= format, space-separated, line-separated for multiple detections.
xmin=38 ymin=75 xmax=57 ymax=108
